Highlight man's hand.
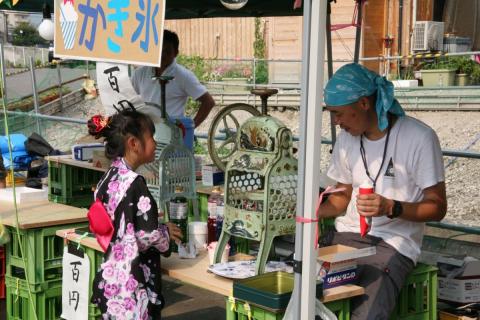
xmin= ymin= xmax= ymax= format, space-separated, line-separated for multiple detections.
xmin=193 ymin=92 xmax=215 ymax=128
xmin=356 ymin=193 xmax=393 ymax=218
xmin=356 ymin=182 xmax=447 ymax=222
xmin=166 ymin=222 xmax=184 ymax=243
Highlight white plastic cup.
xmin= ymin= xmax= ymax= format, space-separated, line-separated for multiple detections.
xmin=207 ymin=241 xmax=230 ymax=265
xmin=188 ymin=221 xmax=207 ymax=249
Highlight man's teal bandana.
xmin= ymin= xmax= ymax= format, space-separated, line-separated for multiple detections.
xmin=324 ymin=63 xmax=405 ymax=131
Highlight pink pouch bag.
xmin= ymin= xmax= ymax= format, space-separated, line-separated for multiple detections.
xmin=87 ymin=199 xmax=114 ymax=252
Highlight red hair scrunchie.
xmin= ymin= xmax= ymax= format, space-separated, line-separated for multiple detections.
xmin=92 ymin=115 xmax=110 ymax=134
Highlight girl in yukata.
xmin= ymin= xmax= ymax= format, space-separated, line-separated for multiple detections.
xmin=88 ymin=109 xmax=182 ymax=319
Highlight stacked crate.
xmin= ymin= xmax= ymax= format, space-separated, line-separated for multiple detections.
xmin=48 ymin=159 xmax=104 ymax=208
xmin=4 ymin=223 xmax=87 ymax=320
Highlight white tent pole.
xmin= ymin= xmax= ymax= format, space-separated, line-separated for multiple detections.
xmin=293 ymin=0 xmax=328 ymax=318
xmin=300 ymin=0 xmax=327 ymax=318
xmin=291 ymin=0 xmax=312 ymax=317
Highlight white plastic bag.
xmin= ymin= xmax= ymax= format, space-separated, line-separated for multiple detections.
xmin=283 ymin=288 xmax=337 ymax=320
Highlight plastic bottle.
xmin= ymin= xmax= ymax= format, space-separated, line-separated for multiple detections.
xmin=169 ymin=186 xmax=188 ymax=252
xmin=207 ymin=186 xmax=221 ymax=244
xmin=215 ymin=192 xmax=225 ymax=241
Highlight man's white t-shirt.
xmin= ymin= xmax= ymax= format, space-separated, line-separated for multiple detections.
xmin=131 ymin=60 xmax=207 ymax=122
xmin=327 ymin=116 xmax=445 ymax=263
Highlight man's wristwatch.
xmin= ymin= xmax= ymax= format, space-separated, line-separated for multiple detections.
xmin=388 ymin=200 xmax=403 ymax=219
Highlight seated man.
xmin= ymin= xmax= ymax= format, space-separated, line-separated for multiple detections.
xmin=318 ymin=63 xmax=447 ymax=319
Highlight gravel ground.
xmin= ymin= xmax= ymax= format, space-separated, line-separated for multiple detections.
xmin=53 ymin=100 xmax=480 ymax=227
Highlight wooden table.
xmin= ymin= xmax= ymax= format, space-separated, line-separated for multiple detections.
xmin=0 ymin=200 xmax=87 ymax=229
xmin=46 ymin=155 xmax=107 ymax=173
xmin=55 ymin=229 xmax=364 ymax=302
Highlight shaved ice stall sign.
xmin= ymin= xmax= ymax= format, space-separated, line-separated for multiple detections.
xmin=54 ymin=0 xmax=165 ymax=66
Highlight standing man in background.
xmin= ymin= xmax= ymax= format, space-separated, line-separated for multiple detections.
xmin=131 ymin=29 xmax=215 ymax=128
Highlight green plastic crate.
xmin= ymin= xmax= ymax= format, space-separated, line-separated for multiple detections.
xmin=226 ymin=296 xmax=350 ymax=320
xmin=5 ymin=222 xmax=88 ymax=284
xmin=391 ymin=263 xmax=438 ymax=320
xmin=5 ymin=274 xmax=62 ymax=293
xmin=6 ymin=281 xmax=62 ymax=320
xmin=48 ymin=160 xmax=104 ymax=208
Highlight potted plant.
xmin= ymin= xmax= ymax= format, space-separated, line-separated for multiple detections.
xmin=420 ymin=58 xmax=457 ymax=87
xmin=449 ymin=56 xmax=475 ymax=86
xmin=470 ymin=64 xmax=480 ymax=85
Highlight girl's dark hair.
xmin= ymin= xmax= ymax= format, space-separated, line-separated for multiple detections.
xmin=88 ymin=110 xmax=155 ymax=160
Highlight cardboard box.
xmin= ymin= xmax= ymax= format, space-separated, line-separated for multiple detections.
xmin=72 ymin=143 xmax=104 ymax=161
xmin=438 ymin=260 xmax=480 ymax=304
xmin=201 ymin=164 xmax=224 ymax=186
xmin=317 ymin=244 xmax=376 ymax=289
xmin=92 ymin=150 xmax=111 ymax=169
xmin=439 ymin=303 xmax=480 ymax=320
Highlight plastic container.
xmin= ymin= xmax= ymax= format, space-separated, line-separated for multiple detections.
xmin=207 ymin=187 xmax=222 ymax=244
xmin=188 ymin=221 xmax=207 ymax=249
xmin=172 ymin=117 xmax=194 ymax=150
xmin=216 ymin=193 xmax=224 ymax=241
xmin=0 ymin=186 xmax=48 ymax=203
xmin=169 ymin=186 xmax=188 ymax=252
xmin=233 ymin=271 xmax=323 ymax=310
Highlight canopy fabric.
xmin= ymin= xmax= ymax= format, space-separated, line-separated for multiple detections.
xmin=0 ymin=0 xmax=303 ymax=18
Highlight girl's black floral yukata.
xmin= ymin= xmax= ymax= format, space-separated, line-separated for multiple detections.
xmin=91 ymin=158 xmax=170 ymax=320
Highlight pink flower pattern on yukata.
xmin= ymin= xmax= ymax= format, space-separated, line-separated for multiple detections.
xmin=136 ymin=196 xmax=151 ymax=221
xmin=91 ymin=158 xmax=170 ymax=319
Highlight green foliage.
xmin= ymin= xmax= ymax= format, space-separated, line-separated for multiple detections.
xmin=470 ymin=66 xmax=480 ymax=84
xmin=450 ymin=56 xmax=475 ymax=75
xmin=253 ymin=18 xmax=268 ymax=84
xmin=11 ymin=22 xmax=48 ymax=47
xmin=177 ymin=55 xmax=209 ymax=81
xmin=194 ymin=139 xmax=208 ymax=155
xmin=185 ymin=97 xmax=199 ymax=116
xmin=420 ymin=57 xmax=457 ymax=70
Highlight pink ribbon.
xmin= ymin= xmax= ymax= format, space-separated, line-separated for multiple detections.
xmin=296 ymin=186 xmax=346 ymax=249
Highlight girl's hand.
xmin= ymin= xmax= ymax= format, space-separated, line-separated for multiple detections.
xmin=166 ymin=222 xmax=183 ymax=243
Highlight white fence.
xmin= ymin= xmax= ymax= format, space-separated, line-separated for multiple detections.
xmin=2 ymin=45 xmax=49 ymax=68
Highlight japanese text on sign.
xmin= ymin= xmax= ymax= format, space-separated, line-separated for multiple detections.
xmin=54 ymin=0 xmax=166 ymax=66
xmin=97 ymin=62 xmax=146 ymax=116
xmin=61 ymin=246 xmax=90 ymax=320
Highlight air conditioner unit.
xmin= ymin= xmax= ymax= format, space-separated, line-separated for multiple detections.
xmin=412 ymin=21 xmax=444 ymax=51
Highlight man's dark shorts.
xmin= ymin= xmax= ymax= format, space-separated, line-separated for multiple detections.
xmin=320 ymin=231 xmax=414 ymax=320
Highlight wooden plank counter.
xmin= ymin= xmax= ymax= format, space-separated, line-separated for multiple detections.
xmin=55 ymin=229 xmax=364 ymax=302
xmin=0 ymin=200 xmax=87 ymax=229
xmin=46 ymin=154 xmax=107 ymax=172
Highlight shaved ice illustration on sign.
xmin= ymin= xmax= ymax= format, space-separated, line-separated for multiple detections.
xmin=60 ymin=0 xmax=78 ymax=50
